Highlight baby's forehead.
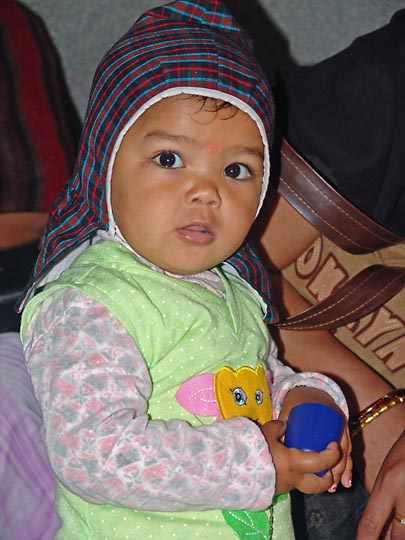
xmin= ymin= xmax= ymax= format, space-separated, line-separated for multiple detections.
xmin=134 ymin=94 xmax=239 ymax=118
xmin=117 ymin=94 xmax=261 ymax=151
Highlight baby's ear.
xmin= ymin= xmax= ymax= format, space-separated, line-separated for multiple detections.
xmin=175 ymin=373 xmax=219 ymax=416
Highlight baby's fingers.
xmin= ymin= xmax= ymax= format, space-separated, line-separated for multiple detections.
xmin=290 ymin=444 xmax=341 ymax=494
xmin=328 ymin=446 xmax=353 ymax=492
xmin=329 ymin=428 xmax=353 ymax=490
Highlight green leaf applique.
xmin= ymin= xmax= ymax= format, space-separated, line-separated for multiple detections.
xmin=222 ymin=509 xmax=271 ymax=540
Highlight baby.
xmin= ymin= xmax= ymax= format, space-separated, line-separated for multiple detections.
xmin=20 ymin=1 xmax=352 ymax=539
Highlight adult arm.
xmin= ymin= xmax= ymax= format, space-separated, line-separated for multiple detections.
xmin=270 ymin=277 xmax=405 ymax=493
xmin=0 ymin=212 xmax=48 ymax=249
xmin=254 ymin=190 xmax=405 ymax=492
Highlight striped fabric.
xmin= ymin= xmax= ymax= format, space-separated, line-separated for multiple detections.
xmin=0 ymin=333 xmax=60 ymax=540
xmin=20 ymin=0 xmax=275 ymax=307
xmin=227 ymin=241 xmax=278 ymax=324
xmin=0 ymin=0 xmax=81 ymax=213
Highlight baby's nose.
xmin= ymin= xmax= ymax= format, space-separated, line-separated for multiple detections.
xmin=187 ymin=178 xmax=221 ymax=206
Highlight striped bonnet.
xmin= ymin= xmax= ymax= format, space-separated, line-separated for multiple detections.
xmin=20 ymin=0 xmax=274 ymax=307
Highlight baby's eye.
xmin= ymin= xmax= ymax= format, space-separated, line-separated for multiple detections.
xmin=153 ymin=151 xmax=183 ymax=168
xmin=224 ymin=163 xmax=250 ymax=180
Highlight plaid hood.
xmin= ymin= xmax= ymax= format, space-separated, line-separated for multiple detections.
xmin=20 ymin=0 xmax=274 ymax=308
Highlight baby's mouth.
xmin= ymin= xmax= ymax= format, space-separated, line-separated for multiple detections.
xmin=176 ymin=224 xmax=214 ymax=245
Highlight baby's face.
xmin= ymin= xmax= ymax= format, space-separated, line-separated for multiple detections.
xmin=111 ymin=95 xmax=263 ymax=275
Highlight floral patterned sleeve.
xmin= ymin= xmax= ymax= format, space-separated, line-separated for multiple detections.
xmin=265 ymin=338 xmax=349 ymax=418
xmin=23 ymin=288 xmax=275 ymax=512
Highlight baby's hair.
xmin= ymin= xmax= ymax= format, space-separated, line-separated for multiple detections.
xmin=184 ymin=94 xmax=238 ymax=118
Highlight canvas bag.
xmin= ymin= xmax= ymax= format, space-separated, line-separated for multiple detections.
xmin=281 ymin=238 xmax=404 ymax=387
xmin=271 ymin=11 xmax=405 ymax=388
xmin=274 ymin=139 xmax=405 ymax=387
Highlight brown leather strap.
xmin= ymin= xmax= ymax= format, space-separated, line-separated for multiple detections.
xmin=279 ymin=138 xmax=405 ymax=254
xmin=274 ymin=265 xmax=405 ymax=331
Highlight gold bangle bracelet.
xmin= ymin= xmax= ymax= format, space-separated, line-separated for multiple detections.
xmin=349 ymin=389 xmax=405 ymax=438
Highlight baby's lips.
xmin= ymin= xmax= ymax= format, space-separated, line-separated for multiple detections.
xmin=177 ymin=224 xmax=214 ymax=244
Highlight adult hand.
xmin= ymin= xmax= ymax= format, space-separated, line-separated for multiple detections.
xmin=357 ymin=431 xmax=405 ymax=540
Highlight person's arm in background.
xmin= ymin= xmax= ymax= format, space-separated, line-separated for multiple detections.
xmin=253 ymin=190 xmax=405 ymax=535
xmin=357 ymin=431 xmax=405 ymax=540
xmin=0 ymin=213 xmax=48 ymax=250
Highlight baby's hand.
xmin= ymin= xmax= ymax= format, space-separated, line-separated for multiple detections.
xmin=328 ymin=418 xmax=352 ymax=492
xmin=276 ymin=387 xmax=352 ymax=492
xmin=260 ymin=417 xmax=352 ymax=495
